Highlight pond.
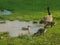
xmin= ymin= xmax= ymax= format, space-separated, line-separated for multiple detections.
xmin=0 ymin=20 xmax=44 ymax=37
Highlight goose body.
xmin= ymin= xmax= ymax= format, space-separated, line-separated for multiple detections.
xmin=43 ymin=14 xmax=53 ymax=23
xmin=21 ymin=26 xmax=30 ymax=34
xmin=22 ymin=27 xmax=29 ymax=30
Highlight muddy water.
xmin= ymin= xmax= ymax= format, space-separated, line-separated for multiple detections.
xmin=0 ymin=20 xmax=41 ymax=37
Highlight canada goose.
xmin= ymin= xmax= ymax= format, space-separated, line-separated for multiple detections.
xmin=33 ymin=21 xmax=38 ymax=24
xmin=22 ymin=26 xmax=30 ymax=34
xmin=40 ymin=7 xmax=55 ymax=27
xmin=33 ymin=23 xmax=47 ymax=35
xmin=33 ymin=27 xmax=46 ymax=35
xmin=45 ymin=7 xmax=53 ymax=23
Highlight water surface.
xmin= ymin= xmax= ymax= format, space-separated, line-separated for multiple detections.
xmin=0 ymin=20 xmax=41 ymax=37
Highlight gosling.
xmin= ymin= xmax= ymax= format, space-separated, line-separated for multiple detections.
xmin=33 ymin=23 xmax=47 ymax=35
xmin=22 ymin=26 xmax=30 ymax=34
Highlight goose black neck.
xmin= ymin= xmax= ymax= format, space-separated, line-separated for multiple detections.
xmin=47 ymin=7 xmax=51 ymax=15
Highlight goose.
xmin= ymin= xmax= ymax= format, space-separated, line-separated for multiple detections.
xmin=33 ymin=23 xmax=47 ymax=35
xmin=33 ymin=26 xmax=46 ymax=35
xmin=40 ymin=7 xmax=55 ymax=27
xmin=22 ymin=26 xmax=30 ymax=34
xmin=33 ymin=21 xmax=38 ymax=24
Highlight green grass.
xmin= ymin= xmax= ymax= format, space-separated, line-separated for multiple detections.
xmin=0 ymin=0 xmax=60 ymax=45
xmin=0 ymin=0 xmax=60 ymax=20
